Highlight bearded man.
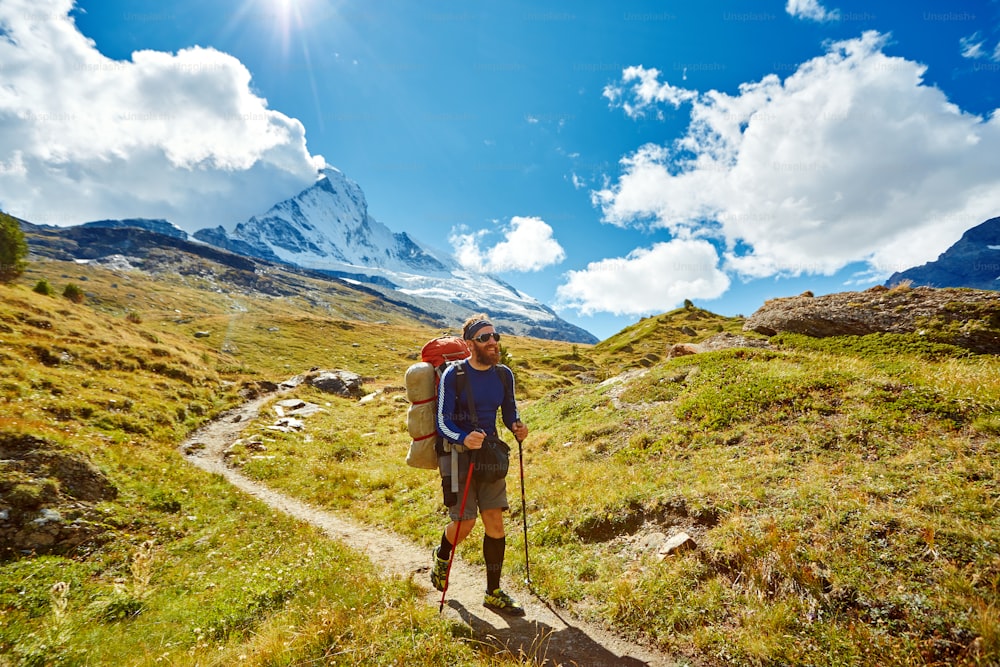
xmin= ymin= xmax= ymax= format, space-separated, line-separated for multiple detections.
xmin=431 ymin=314 xmax=529 ymax=615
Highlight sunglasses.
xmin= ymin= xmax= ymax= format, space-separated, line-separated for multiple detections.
xmin=471 ymin=332 xmax=501 ymax=343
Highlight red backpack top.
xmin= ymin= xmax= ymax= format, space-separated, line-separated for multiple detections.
xmin=420 ymin=336 xmax=470 ymax=369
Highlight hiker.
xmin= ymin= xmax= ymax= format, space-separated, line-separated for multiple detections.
xmin=431 ymin=314 xmax=529 ymax=615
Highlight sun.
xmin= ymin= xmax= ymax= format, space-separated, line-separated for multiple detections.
xmin=260 ymin=0 xmax=312 ymax=54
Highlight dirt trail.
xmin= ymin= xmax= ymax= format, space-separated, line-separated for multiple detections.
xmin=181 ymin=393 xmax=687 ymax=667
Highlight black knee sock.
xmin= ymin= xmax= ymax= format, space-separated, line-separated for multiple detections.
xmin=483 ymin=535 xmax=505 ymax=592
xmin=437 ymin=531 xmax=453 ymax=560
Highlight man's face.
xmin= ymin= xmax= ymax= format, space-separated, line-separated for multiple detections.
xmin=469 ymin=327 xmax=500 ymax=366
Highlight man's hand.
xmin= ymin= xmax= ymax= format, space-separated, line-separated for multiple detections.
xmin=511 ymin=420 xmax=528 ymax=443
xmin=464 ymin=429 xmax=486 ymax=450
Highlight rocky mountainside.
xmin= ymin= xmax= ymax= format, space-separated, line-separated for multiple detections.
xmin=744 ymin=285 xmax=1000 ymax=354
xmin=14 ymin=167 xmax=597 ymax=343
xmin=79 ymin=218 xmax=188 ymax=240
xmin=18 ymin=214 xmax=596 ymax=342
xmin=886 ymin=216 xmax=1000 ymax=291
xmin=194 ymin=168 xmax=446 ymax=276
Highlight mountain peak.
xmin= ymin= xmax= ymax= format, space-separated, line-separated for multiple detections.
xmin=193 ymin=168 xmax=598 ymax=343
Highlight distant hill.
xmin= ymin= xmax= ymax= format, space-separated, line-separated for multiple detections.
xmin=886 ymin=216 xmax=1000 ymax=291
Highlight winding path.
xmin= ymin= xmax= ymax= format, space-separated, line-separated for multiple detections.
xmin=180 ymin=392 xmax=687 ymax=667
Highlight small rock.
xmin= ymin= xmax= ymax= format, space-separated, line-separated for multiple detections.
xmin=183 ymin=442 xmax=206 ymax=455
xmin=668 ymin=343 xmax=702 ymax=359
xmin=657 ymin=532 xmax=697 ymax=560
xmin=31 ymin=508 xmax=63 ymax=527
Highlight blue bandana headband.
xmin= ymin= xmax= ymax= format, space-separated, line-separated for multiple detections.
xmin=464 ymin=319 xmax=492 ymax=340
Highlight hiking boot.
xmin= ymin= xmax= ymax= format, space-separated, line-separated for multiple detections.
xmin=431 ymin=548 xmax=449 ymax=592
xmin=483 ymin=588 xmax=525 ymax=616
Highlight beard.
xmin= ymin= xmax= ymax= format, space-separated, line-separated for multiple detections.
xmin=473 ymin=345 xmax=500 ymax=367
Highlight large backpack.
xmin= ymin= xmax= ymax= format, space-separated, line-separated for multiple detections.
xmin=404 ymin=336 xmax=470 ymax=469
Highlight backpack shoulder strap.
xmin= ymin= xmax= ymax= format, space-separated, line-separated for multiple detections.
xmin=495 ymin=364 xmax=512 ymax=400
xmin=454 ymin=361 xmax=467 ymax=396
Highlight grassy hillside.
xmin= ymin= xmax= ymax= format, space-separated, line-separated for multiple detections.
xmin=2 ymin=256 xmax=999 ymax=666
xmin=217 ymin=309 xmax=1000 ymax=665
xmin=0 ymin=257 xmax=545 ymax=666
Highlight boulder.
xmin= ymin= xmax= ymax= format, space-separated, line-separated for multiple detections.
xmin=744 ymin=286 xmax=1000 ymax=354
xmin=306 ymin=369 xmax=364 ymax=398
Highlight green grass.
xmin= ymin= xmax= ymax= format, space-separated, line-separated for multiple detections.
xmin=3 ymin=255 xmax=999 ymax=666
xmin=0 ymin=259 xmax=540 ymax=666
xmin=232 ymin=329 xmax=1000 ymax=666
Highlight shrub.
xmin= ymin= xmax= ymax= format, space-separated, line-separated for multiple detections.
xmin=33 ymin=279 xmax=54 ymax=295
xmin=62 ymin=283 xmax=85 ymax=303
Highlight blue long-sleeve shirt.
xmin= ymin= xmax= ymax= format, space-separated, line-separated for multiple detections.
xmin=436 ymin=360 xmax=519 ymax=446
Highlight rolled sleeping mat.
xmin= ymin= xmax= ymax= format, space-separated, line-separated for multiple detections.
xmin=407 ymin=401 xmax=436 ymax=442
xmin=405 ymin=362 xmax=435 ymax=403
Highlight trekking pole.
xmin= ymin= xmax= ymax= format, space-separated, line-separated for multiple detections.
xmin=516 ymin=435 xmax=530 ymax=587
xmin=439 ymin=459 xmax=475 ymax=613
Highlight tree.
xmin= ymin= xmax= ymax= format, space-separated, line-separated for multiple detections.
xmin=0 ymin=211 xmax=28 ymax=283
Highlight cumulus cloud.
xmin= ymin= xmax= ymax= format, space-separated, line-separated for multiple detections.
xmin=786 ymin=0 xmax=840 ymax=22
xmin=592 ymin=31 xmax=1000 ymax=288
xmin=451 ymin=216 xmax=566 ymax=273
xmin=603 ymin=66 xmax=698 ymax=119
xmin=0 ymin=0 xmax=325 ymax=230
xmin=556 ymin=240 xmax=730 ymax=316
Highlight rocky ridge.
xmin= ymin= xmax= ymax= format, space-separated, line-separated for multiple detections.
xmin=744 ymin=285 xmax=1000 ymax=354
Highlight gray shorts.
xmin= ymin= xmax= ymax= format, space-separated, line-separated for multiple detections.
xmin=439 ymin=452 xmax=509 ymax=521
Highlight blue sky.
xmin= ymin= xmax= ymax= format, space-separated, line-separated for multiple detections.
xmin=1 ymin=0 xmax=999 ymax=340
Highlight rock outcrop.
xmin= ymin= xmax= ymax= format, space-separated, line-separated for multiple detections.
xmin=0 ymin=433 xmax=118 ymax=557
xmin=666 ymin=332 xmax=772 ymax=359
xmin=743 ymin=286 xmax=1000 ymax=354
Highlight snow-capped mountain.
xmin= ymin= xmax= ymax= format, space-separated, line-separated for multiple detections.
xmin=194 ymin=168 xmax=597 ymax=343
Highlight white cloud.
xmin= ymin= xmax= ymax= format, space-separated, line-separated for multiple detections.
xmin=960 ymin=33 xmax=987 ymax=60
xmin=556 ymin=240 xmax=730 ymax=316
xmin=786 ymin=0 xmax=840 ymax=22
xmin=960 ymin=31 xmax=1000 ymax=62
xmin=0 ymin=0 xmax=325 ymax=230
xmin=603 ymin=66 xmax=698 ymax=119
xmin=592 ymin=31 xmax=1000 ymax=285
xmin=450 ymin=216 xmax=566 ymax=273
